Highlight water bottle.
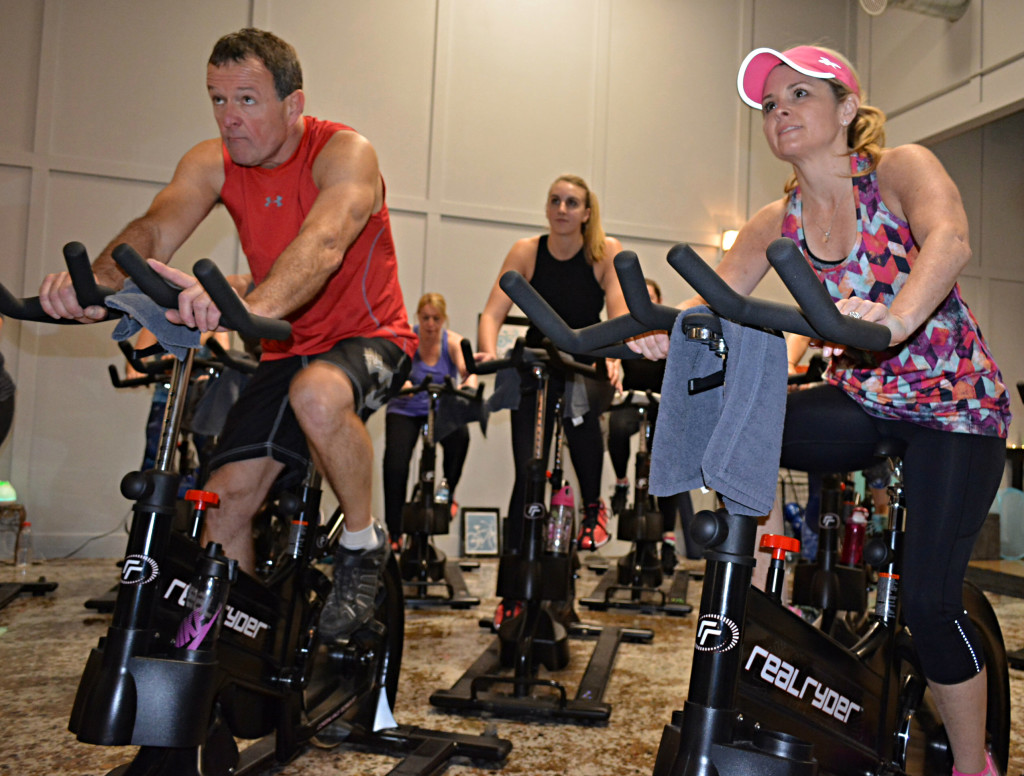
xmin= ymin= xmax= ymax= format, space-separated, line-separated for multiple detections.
xmin=783 ymin=502 xmax=804 ymax=539
xmin=434 ymin=477 xmax=450 ymax=505
xmin=174 ymin=542 xmax=236 ymax=657
xmin=14 ymin=520 xmax=32 ymax=576
xmin=545 ymin=484 xmax=575 ymax=554
xmin=840 ymin=505 xmax=869 ymax=566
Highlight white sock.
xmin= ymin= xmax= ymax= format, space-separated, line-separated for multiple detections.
xmin=340 ymin=522 xmax=381 ymax=551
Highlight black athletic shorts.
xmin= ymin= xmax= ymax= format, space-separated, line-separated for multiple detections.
xmin=207 ymin=337 xmax=411 ymax=488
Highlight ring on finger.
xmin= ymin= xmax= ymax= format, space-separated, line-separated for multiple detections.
xmin=846 ymin=310 xmax=861 ymax=319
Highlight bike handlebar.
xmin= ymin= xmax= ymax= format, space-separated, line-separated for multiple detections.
xmin=0 ymin=242 xmax=119 ymax=324
xmin=398 ymin=375 xmax=484 ymax=404
xmin=460 ymin=336 xmax=601 ymax=381
xmin=109 ymin=245 xmax=290 ymax=343
xmin=193 ymin=258 xmax=291 ymax=342
xmin=496 ymin=272 xmax=642 ymax=359
xmin=497 ymin=238 xmax=892 ymax=357
xmin=663 ymin=238 xmax=891 ymax=352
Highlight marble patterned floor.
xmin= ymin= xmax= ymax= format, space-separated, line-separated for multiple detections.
xmin=0 ymin=557 xmax=1021 ymax=776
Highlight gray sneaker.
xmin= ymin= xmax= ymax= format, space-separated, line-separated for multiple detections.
xmin=319 ymin=520 xmax=389 ymax=644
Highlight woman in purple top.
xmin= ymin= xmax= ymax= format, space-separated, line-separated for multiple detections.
xmin=382 ymin=293 xmax=475 ymax=545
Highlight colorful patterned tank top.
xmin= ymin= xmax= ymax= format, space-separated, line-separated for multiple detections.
xmin=781 ymin=154 xmax=1010 ymax=438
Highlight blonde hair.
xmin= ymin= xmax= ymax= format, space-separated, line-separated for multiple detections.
xmin=416 ymin=292 xmax=447 ymax=323
xmin=782 ymin=47 xmax=886 ymax=193
xmin=550 ymin=174 xmax=610 ymax=263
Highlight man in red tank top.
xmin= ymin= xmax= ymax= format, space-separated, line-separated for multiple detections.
xmin=38 ymin=28 xmax=416 ymax=642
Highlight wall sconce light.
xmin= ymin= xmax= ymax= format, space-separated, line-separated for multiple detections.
xmin=720 ymin=229 xmax=739 ymax=252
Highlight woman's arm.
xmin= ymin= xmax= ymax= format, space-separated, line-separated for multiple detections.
xmin=447 ymin=329 xmax=478 ymax=388
xmin=476 ymin=237 xmax=539 ymax=360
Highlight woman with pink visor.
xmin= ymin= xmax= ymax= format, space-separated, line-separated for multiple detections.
xmin=632 ymin=45 xmax=1010 ymax=776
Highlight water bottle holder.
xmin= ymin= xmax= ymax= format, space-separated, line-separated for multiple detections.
xmin=401 ymin=501 xmax=450 ymax=534
xmin=496 ymin=554 xmax=571 ymax=601
xmin=618 ymin=509 xmax=663 ymax=542
xmin=790 ymin=560 xmax=868 ymax=613
xmin=71 ymin=645 xmax=218 ymax=747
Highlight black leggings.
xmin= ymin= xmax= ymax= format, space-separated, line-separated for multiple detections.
xmin=607 ymin=407 xmax=701 ymax=556
xmin=783 ymin=385 xmax=1005 ymax=684
xmin=507 ymin=385 xmax=604 ymax=553
xmin=382 ymin=412 xmax=470 ymax=538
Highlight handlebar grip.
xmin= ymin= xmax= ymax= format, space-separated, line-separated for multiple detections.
xmin=614 ymin=250 xmax=683 ymax=331
xmin=111 ymin=243 xmax=181 ymax=309
xmin=666 ymin=243 xmax=815 ymax=337
xmin=498 ymin=271 xmax=642 ymax=359
xmin=193 ymin=258 xmax=291 ymax=342
xmin=64 ymin=242 xmax=116 ymax=307
xmin=0 ymin=242 xmax=117 ymax=324
xmin=461 ymin=335 xmax=531 ymax=376
xmin=107 ymin=364 xmax=158 ymax=389
xmin=765 ymin=238 xmax=892 ymax=352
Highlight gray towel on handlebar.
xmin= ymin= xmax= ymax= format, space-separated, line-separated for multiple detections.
xmin=106 ymin=279 xmax=200 ymax=361
xmin=649 ymin=307 xmax=787 ymax=517
xmin=436 ymin=391 xmax=488 ymax=438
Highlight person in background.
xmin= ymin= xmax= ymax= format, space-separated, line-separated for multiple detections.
xmin=477 ymin=173 xmax=627 ymax=622
xmin=606 ymin=278 xmax=698 ymax=569
xmin=630 ymin=45 xmax=1010 ymax=776
xmin=382 ymin=293 xmax=475 ymax=550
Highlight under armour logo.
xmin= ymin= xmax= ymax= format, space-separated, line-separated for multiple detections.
xmin=265 ymin=195 xmax=283 ymax=207
xmin=818 ymin=56 xmax=842 ymax=71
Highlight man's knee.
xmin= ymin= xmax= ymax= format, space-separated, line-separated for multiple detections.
xmin=290 ymin=362 xmax=357 ymax=429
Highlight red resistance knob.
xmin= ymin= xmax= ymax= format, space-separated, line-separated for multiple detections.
xmin=759 ymin=533 xmax=800 ymax=561
xmin=185 ymin=489 xmax=221 ymax=512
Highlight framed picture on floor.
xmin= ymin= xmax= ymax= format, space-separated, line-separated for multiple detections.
xmin=461 ymin=507 xmax=501 ymax=557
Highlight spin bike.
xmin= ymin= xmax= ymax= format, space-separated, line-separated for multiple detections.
xmin=580 ymin=388 xmax=693 ymax=616
xmin=498 ymin=237 xmax=1011 ymax=775
xmin=429 ymin=337 xmax=652 ymax=722
xmin=395 ymin=376 xmax=484 ymax=609
xmin=0 ymin=242 xmax=511 ymax=775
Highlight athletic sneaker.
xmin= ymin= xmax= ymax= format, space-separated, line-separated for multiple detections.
xmin=577 ymin=501 xmax=610 ymax=550
xmin=610 ymin=483 xmax=629 ymax=516
xmin=319 ymin=520 xmax=388 ymax=644
xmin=493 ymin=598 xmax=523 ymax=627
xmin=952 ymin=750 xmax=1001 ymax=776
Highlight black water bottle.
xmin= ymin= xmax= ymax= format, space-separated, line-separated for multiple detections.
xmin=174 ymin=542 xmax=236 ymax=656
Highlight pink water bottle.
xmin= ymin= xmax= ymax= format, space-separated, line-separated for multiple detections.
xmin=546 ymin=484 xmax=576 ymax=555
xmin=840 ymin=505 xmax=869 ymax=565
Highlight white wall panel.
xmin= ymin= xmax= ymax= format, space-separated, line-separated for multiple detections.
xmin=981 ymin=0 xmax=1024 ymax=69
xmin=439 ymin=1 xmax=602 ymax=213
xmin=979 ymin=111 xmax=1024 ymax=278
xmin=49 ymin=0 xmax=250 ymax=168
xmin=387 ymin=210 xmax=428 ymax=317
xmin=866 ymin=3 xmax=980 ymax=115
xmin=264 ymin=0 xmax=438 ymax=201
xmin=987 ymin=280 xmax=1024 ymax=446
xmin=0 ymin=166 xmax=32 ymax=483
xmin=604 ymin=0 xmax=744 ymax=240
xmin=0 ymin=0 xmax=43 ymax=154
xmin=431 ymin=217 xmax=530 ymax=348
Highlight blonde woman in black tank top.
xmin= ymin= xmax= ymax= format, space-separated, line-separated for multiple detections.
xmin=476 ymin=175 xmax=629 ymax=622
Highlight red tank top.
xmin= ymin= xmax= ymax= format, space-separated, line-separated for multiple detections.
xmin=220 ymin=116 xmax=416 ymax=360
